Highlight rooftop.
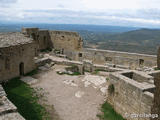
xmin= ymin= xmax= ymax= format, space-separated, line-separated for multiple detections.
xmin=0 ymin=32 xmax=34 ymax=48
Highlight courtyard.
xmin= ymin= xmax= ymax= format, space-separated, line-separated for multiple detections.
xmin=31 ymin=64 xmax=108 ymax=120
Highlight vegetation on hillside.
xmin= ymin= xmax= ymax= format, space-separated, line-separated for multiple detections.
xmin=82 ymin=29 xmax=160 ymax=55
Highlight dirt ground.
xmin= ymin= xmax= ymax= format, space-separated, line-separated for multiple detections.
xmin=32 ymin=65 xmax=108 ymax=120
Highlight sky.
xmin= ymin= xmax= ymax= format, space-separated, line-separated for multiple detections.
xmin=0 ymin=0 xmax=160 ymax=28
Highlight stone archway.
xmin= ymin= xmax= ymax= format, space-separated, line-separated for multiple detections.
xmin=19 ymin=62 xmax=24 ymax=76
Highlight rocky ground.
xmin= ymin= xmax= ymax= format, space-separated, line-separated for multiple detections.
xmin=29 ymin=64 xmax=109 ymax=120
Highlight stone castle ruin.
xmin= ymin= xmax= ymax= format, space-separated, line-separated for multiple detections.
xmin=0 ymin=28 xmax=159 ymax=119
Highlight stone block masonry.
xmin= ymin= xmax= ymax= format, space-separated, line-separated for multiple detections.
xmin=108 ymin=71 xmax=155 ymax=120
xmin=80 ymin=48 xmax=157 ymax=69
xmin=150 ymin=71 xmax=160 ymax=120
xmin=0 ymin=33 xmax=36 ymax=83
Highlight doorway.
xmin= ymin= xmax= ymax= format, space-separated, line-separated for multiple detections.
xmin=19 ymin=62 xmax=24 ymax=76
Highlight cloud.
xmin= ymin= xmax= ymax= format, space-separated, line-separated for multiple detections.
xmin=0 ymin=5 xmax=160 ymax=28
xmin=19 ymin=9 xmax=160 ymax=25
xmin=0 ymin=0 xmax=17 ymax=7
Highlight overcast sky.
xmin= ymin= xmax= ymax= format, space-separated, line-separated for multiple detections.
xmin=1 ymin=0 xmax=160 ymax=28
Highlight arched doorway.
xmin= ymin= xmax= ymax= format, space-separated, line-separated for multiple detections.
xmin=19 ymin=62 xmax=24 ymax=76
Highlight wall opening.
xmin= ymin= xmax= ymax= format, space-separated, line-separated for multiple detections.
xmin=139 ymin=59 xmax=144 ymax=66
xmin=31 ymin=33 xmax=36 ymax=40
xmin=105 ymin=57 xmax=112 ymax=62
xmin=79 ymin=53 xmax=82 ymax=57
xmin=19 ymin=62 xmax=24 ymax=76
xmin=61 ymin=49 xmax=64 ymax=54
xmin=43 ymin=36 xmax=46 ymax=45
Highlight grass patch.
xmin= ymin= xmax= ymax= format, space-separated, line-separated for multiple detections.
xmin=154 ymin=67 xmax=160 ymax=70
xmin=92 ymin=69 xmax=107 ymax=74
xmin=2 ymin=78 xmax=51 ymax=120
xmin=97 ymin=101 xmax=125 ymax=120
xmin=92 ymin=70 xmax=100 ymax=74
xmin=106 ymin=78 xmax=109 ymax=81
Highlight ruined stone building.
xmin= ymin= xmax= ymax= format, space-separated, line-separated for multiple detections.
xmin=108 ymin=70 xmax=155 ymax=120
xmin=0 ymin=32 xmax=36 ymax=82
xmin=22 ymin=28 xmax=83 ymax=53
xmin=0 ymin=27 xmax=160 ymax=120
xmin=0 ymin=28 xmax=83 ymax=82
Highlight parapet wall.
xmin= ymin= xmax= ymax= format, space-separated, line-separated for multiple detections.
xmin=79 ymin=48 xmax=157 ymax=69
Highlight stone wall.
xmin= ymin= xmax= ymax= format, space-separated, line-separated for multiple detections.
xmin=150 ymin=71 xmax=160 ymax=120
xmin=157 ymin=47 xmax=160 ymax=69
xmin=49 ymin=31 xmax=83 ymax=52
xmin=22 ymin=28 xmax=83 ymax=54
xmin=37 ymin=30 xmax=52 ymax=50
xmin=78 ymin=48 xmax=157 ymax=69
xmin=22 ymin=28 xmax=51 ymax=51
xmin=0 ymin=43 xmax=36 ymax=82
xmin=109 ymin=71 xmax=155 ymax=120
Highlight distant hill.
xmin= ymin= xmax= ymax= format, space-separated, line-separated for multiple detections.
xmin=85 ymin=29 xmax=160 ymax=55
xmin=0 ymin=23 xmax=138 ymax=33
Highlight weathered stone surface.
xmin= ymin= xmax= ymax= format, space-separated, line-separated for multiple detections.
xmin=80 ymin=48 xmax=157 ymax=69
xmin=49 ymin=30 xmax=83 ymax=51
xmin=157 ymin=47 xmax=160 ymax=69
xmin=109 ymin=71 xmax=155 ymax=120
xmin=0 ymin=99 xmax=17 ymax=115
xmin=0 ymin=85 xmax=6 ymax=97
xmin=0 ymin=32 xmax=33 ymax=48
xmin=0 ymin=112 xmax=25 ymax=120
xmin=0 ymin=40 xmax=36 ymax=83
xmin=151 ymin=73 xmax=160 ymax=120
xmin=20 ymin=76 xmax=38 ymax=85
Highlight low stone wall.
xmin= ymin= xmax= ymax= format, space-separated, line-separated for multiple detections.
xmin=108 ymin=71 xmax=155 ymax=120
xmin=43 ymin=55 xmax=124 ymax=74
xmin=76 ymin=48 xmax=157 ymax=69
